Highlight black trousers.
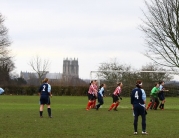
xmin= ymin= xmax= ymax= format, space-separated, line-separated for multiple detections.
xmin=133 ymin=104 xmax=146 ymax=132
xmin=96 ymin=96 xmax=104 ymax=109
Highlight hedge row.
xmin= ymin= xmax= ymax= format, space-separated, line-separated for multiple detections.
xmin=2 ymin=86 xmax=89 ymax=96
xmin=1 ymin=85 xmax=179 ymax=97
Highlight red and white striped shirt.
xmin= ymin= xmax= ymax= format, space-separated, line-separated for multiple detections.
xmin=113 ymin=86 xmax=122 ymax=96
xmin=88 ymin=84 xmax=96 ymax=94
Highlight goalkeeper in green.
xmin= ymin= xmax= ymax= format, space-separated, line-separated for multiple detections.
xmin=147 ymin=83 xmax=160 ymax=110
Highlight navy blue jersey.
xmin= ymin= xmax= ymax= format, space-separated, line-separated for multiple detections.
xmin=39 ymin=83 xmax=50 ymax=97
xmin=131 ymin=88 xmax=144 ymax=105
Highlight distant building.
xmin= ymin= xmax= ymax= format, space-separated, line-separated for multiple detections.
xmin=20 ymin=58 xmax=85 ymax=86
xmin=20 ymin=71 xmax=62 ymax=85
xmin=63 ymin=58 xmax=79 ymax=80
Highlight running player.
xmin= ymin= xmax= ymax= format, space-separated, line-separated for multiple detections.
xmin=108 ymin=82 xmax=123 ymax=111
xmin=131 ymin=80 xmax=148 ymax=135
xmin=158 ymin=81 xmax=169 ymax=110
xmin=38 ymin=78 xmax=52 ymax=118
xmin=146 ymin=83 xmax=160 ymax=110
xmin=91 ymin=80 xmax=98 ymax=108
xmin=96 ymin=83 xmax=106 ymax=110
xmin=86 ymin=80 xmax=97 ymax=110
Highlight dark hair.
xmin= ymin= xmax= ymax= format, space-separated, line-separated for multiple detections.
xmin=117 ymin=82 xmax=122 ymax=86
xmin=136 ymin=80 xmax=142 ymax=88
xmin=154 ymin=83 xmax=159 ymax=86
xmin=159 ymin=81 xmax=164 ymax=85
xmin=89 ymin=80 xmax=93 ymax=85
xmin=99 ymin=84 xmax=104 ymax=89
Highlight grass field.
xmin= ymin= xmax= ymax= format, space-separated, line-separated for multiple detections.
xmin=0 ymin=96 xmax=179 ymax=138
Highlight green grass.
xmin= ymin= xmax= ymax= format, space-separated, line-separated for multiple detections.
xmin=0 ymin=96 xmax=179 ymax=138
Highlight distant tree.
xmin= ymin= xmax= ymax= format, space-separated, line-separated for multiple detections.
xmin=140 ymin=63 xmax=173 ymax=82
xmin=97 ymin=59 xmax=136 ymax=85
xmin=0 ymin=13 xmax=15 ymax=85
xmin=141 ymin=0 xmax=179 ymax=69
xmin=29 ymin=56 xmax=50 ymax=84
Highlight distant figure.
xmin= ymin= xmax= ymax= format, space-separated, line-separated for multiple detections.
xmin=91 ymin=80 xmax=98 ymax=108
xmin=96 ymin=84 xmax=106 ymax=110
xmin=131 ymin=80 xmax=148 ymax=135
xmin=0 ymin=87 xmax=4 ymax=95
xmin=38 ymin=78 xmax=52 ymax=118
xmin=86 ymin=80 xmax=97 ymax=111
xmin=146 ymin=83 xmax=160 ymax=110
xmin=158 ymin=81 xmax=169 ymax=110
xmin=108 ymin=82 xmax=123 ymax=111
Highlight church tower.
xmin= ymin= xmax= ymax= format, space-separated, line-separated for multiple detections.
xmin=63 ymin=58 xmax=79 ymax=78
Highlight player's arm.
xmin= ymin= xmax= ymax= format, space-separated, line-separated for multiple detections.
xmin=141 ymin=89 xmax=146 ymax=106
xmin=48 ymin=84 xmax=52 ymax=97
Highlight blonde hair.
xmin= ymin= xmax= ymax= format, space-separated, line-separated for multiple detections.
xmin=42 ymin=78 xmax=49 ymax=83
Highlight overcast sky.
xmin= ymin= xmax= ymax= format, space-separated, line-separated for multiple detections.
xmin=0 ymin=0 xmax=153 ymax=79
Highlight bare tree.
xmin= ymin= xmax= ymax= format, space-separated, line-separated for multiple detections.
xmin=29 ymin=56 xmax=50 ymax=84
xmin=0 ymin=13 xmax=15 ymax=85
xmin=140 ymin=0 xmax=179 ymax=69
xmin=97 ymin=59 xmax=134 ymax=85
xmin=140 ymin=63 xmax=173 ymax=83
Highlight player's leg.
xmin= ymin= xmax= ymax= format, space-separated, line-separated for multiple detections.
xmin=133 ymin=105 xmax=139 ymax=134
xmin=154 ymin=98 xmax=159 ymax=110
xmin=40 ymin=104 xmax=44 ymax=117
xmin=150 ymin=96 xmax=155 ymax=109
xmin=146 ymin=98 xmax=152 ymax=110
xmin=39 ymin=97 xmax=44 ymax=117
xmin=140 ymin=107 xmax=147 ymax=134
xmin=96 ymin=97 xmax=103 ymax=110
xmin=108 ymin=95 xmax=116 ymax=111
xmin=47 ymin=97 xmax=52 ymax=118
xmin=114 ymin=100 xmax=120 ymax=111
xmin=86 ymin=94 xmax=94 ymax=110
xmin=92 ymin=96 xmax=97 ymax=108
xmin=161 ymin=99 xmax=165 ymax=110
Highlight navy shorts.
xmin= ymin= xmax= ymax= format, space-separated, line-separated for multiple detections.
xmin=112 ymin=94 xmax=119 ymax=103
xmin=40 ymin=96 xmax=50 ymax=105
xmin=159 ymin=95 xmax=165 ymax=101
xmin=133 ymin=104 xmax=145 ymax=116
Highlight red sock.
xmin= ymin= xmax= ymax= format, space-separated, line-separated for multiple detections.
xmin=109 ymin=103 xmax=116 ymax=110
xmin=153 ymin=102 xmax=156 ymax=109
xmin=86 ymin=102 xmax=93 ymax=110
xmin=92 ymin=100 xmax=96 ymax=108
xmin=146 ymin=102 xmax=152 ymax=110
xmin=114 ymin=103 xmax=119 ymax=109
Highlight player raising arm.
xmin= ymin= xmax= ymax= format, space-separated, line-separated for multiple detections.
xmin=131 ymin=80 xmax=148 ymax=135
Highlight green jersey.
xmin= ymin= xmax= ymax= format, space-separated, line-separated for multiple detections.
xmin=150 ymin=87 xmax=159 ymax=98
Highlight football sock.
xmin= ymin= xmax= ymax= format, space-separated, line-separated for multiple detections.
xmin=153 ymin=102 xmax=156 ymax=109
xmin=40 ymin=111 xmax=43 ymax=116
xmin=47 ymin=108 xmax=51 ymax=116
xmin=92 ymin=100 xmax=96 ymax=108
xmin=109 ymin=103 xmax=116 ymax=110
xmin=114 ymin=103 xmax=119 ymax=109
xmin=86 ymin=102 xmax=92 ymax=110
xmin=162 ymin=104 xmax=164 ymax=109
xmin=146 ymin=102 xmax=152 ymax=109
xmin=159 ymin=103 xmax=162 ymax=108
